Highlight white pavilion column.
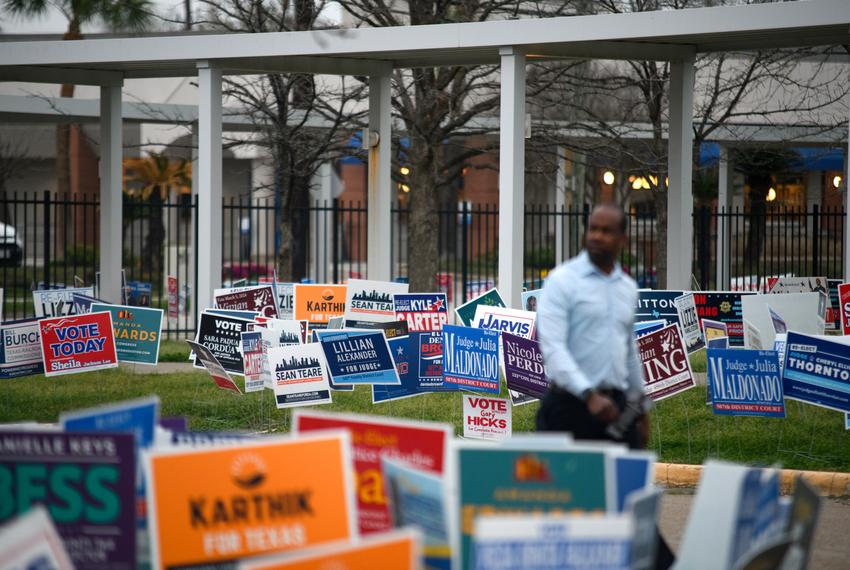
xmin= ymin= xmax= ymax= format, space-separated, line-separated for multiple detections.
xmin=716 ymin=145 xmax=733 ymax=289
xmin=667 ymin=57 xmax=695 ymax=290
xmin=498 ymin=46 xmax=526 ymax=308
xmin=196 ymin=61 xmax=223 ymax=312
xmin=367 ymin=66 xmax=393 ymax=282
xmin=99 ymin=81 xmax=123 ymax=303
xmin=555 ymin=146 xmax=567 ymax=265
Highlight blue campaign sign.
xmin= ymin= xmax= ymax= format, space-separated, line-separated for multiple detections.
xmin=319 ymin=330 xmax=400 ymax=385
xmin=60 ymin=396 xmax=159 ymax=529
xmin=91 ymin=303 xmax=163 ymax=365
xmin=636 ymin=290 xmax=683 ymax=325
xmin=615 ymin=454 xmax=655 ymax=513
xmin=373 ymin=335 xmax=424 ymax=403
xmin=707 ymin=349 xmax=785 ymax=417
xmin=634 ymin=319 xmax=666 ymax=337
xmin=414 ymin=331 xmax=455 ymax=392
xmin=442 ymin=324 xmax=500 ymax=394
xmin=783 ymin=332 xmax=850 ymax=413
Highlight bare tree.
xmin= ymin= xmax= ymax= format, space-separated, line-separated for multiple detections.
xmin=527 ymin=0 xmax=848 ymax=287
xmin=195 ymin=0 xmax=365 ymax=280
xmin=336 ymin=0 xmax=545 ymax=292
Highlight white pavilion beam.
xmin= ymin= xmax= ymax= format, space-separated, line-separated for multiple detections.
xmin=716 ymin=144 xmax=732 ymax=289
xmin=99 ymin=81 xmax=123 ymax=303
xmin=196 ymin=61 xmax=223 ymax=312
xmin=498 ymin=46 xmax=526 ymax=308
xmin=666 ymin=56 xmax=695 ymax=290
xmin=366 ymin=65 xmax=393 ymax=281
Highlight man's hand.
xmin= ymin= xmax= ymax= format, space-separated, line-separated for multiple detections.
xmin=586 ymin=391 xmax=619 ymax=424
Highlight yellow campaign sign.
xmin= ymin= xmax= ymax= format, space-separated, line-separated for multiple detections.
xmin=145 ymin=432 xmax=357 ymax=569
xmin=293 ymin=284 xmax=347 ymax=327
xmin=239 ymin=529 xmax=421 ymax=570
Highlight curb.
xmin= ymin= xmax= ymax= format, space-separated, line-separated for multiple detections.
xmin=656 ymin=462 xmax=850 ymax=498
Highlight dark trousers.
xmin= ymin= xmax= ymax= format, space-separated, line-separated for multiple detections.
xmin=536 ymin=386 xmax=642 ymax=448
xmin=536 ymin=386 xmax=675 ymax=570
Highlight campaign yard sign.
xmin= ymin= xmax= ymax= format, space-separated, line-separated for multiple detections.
xmin=394 ymin=293 xmax=448 ymax=332
xmin=441 ymin=325 xmax=500 ymax=393
xmin=0 ymin=506 xmax=74 ymax=570
xmin=60 ymin=396 xmax=160 ymax=530
xmin=694 ymin=292 xmax=755 ymax=347
xmin=241 ymin=331 xmax=268 ymax=392
xmin=839 ymin=283 xmax=850 ymax=335
xmin=167 ymin=276 xmax=179 ymax=321
xmin=33 ymin=286 xmax=96 ymax=317
xmin=473 ymin=515 xmax=633 ymax=570
xmin=674 ymin=293 xmax=704 ymax=353
xmin=344 ymin=279 xmax=409 ymax=324
xmin=0 ymin=431 xmax=136 ymax=570
xmin=319 ymin=330 xmax=400 ymax=386
xmin=415 ymin=331 xmax=449 ymax=391
xmin=373 ymin=335 xmax=421 ymax=403
xmin=826 ymin=279 xmax=842 ymax=331
xmin=145 ymin=433 xmax=356 ymax=569
xmin=702 ymin=318 xmax=728 ymax=346
xmin=637 ymin=323 xmax=696 ymax=401
xmin=501 ymin=332 xmax=548 ymax=399
xmin=186 ymin=340 xmax=243 ymax=395
xmin=454 ymin=288 xmax=505 ymax=327
xmin=39 ymin=312 xmax=118 ymax=377
xmin=454 ymin=443 xmax=610 ymax=570
xmin=0 ymin=318 xmax=43 ymax=378
xmin=782 ymin=331 xmax=850 ymax=413
xmin=239 ymin=529 xmax=420 ymax=570
xmin=706 ymin=349 xmax=785 ymax=417
xmin=267 ymin=343 xmax=332 ymax=408
xmin=215 ymin=286 xmax=279 ymax=319
xmin=381 ymin=457 xmax=450 ymax=567
xmin=463 ymin=395 xmax=511 ymax=440
xmin=193 ymin=311 xmax=253 ymax=375
xmin=635 ymin=290 xmax=683 ymax=326
xmin=521 ymin=289 xmax=541 ymax=312
xmin=293 ymin=410 xmax=452 ymax=535
xmin=293 ymin=284 xmax=346 ymax=329
xmin=91 ymin=303 xmax=163 ymax=365
xmin=472 ymin=305 xmax=536 ymax=339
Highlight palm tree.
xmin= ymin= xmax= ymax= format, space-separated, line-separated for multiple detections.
xmin=123 ymin=153 xmax=191 ymax=276
xmin=3 ymin=0 xmax=154 ymax=199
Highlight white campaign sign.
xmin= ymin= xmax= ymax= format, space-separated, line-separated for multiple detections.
xmin=462 ymin=394 xmax=511 ymax=440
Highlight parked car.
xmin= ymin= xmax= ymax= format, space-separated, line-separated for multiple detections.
xmin=0 ymin=222 xmax=23 ymax=267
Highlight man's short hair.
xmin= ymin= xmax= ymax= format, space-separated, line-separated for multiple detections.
xmin=591 ymin=204 xmax=628 ymax=234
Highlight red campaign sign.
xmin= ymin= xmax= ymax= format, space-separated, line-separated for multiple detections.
xmin=839 ymin=283 xmax=850 ymax=336
xmin=39 ymin=311 xmax=118 ymax=377
xmin=293 ymin=410 xmax=452 ymax=535
xmin=167 ymin=276 xmax=179 ymax=321
xmin=637 ymin=323 xmax=695 ymax=401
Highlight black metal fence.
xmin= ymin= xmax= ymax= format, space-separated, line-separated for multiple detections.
xmin=0 ymin=192 xmax=844 ymax=335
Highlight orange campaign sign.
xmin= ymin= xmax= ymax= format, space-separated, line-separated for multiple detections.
xmin=293 ymin=285 xmax=347 ymax=329
xmin=145 ymin=432 xmax=357 ymax=570
xmin=238 ymin=529 xmax=421 ymax=570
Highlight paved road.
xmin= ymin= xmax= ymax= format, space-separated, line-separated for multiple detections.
xmin=658 ymin=490 xmax=850 ymax=568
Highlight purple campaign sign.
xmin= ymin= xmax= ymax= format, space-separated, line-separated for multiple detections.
xmin=501 ymin=332 xmax=549 ymax=399
xmin=0 ymin=431 xmax=136 ymax=570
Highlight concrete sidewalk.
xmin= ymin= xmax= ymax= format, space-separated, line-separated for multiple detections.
xmin=658 ymin=491 xmax=850 ymax=569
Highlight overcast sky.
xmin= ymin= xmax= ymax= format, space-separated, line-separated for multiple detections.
xmin=1 ymin=1 xmax=342 ymax=34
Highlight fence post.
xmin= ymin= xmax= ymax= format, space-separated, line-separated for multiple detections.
xmin=698 ymin=206 xmax=711 ymax=289
xmin=461 ymin=201 xmax=469 ymax=303
xmin=332 ymin=199 xmax=340 ymax=284
xmin=43 ymin=190 xmax=51 ymax=289
xmin=812 ymin=203 xmax=820 ymax=275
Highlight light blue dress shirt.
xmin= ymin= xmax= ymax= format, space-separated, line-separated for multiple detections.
xmin=537 ymin=250 xmax=645 ymax=397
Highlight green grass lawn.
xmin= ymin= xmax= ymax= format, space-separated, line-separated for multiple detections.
xmin=1 ymin=360 xmax=847 ymax=473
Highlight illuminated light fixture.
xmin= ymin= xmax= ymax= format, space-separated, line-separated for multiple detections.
xmin=833 ymin=175 xmax=842 ymax=189
xmin=628 ymin=175 xmax=636 ymax=183
xmin=603 ymin=171 xmax=615 ymax=185
xmin=632 ymin=178 xmax=643 ymax=190
xmin=649 ymin=175 xmax=658 ymax=187
xmin=400 ymin=184 xmax=410 ymax=193
xmin=641 ymin=177 xmax=650 ymax=190
xmin=400 ymin=166 xmax=410 ymax=176
xmin=665 ymin=176 xmax=669 ymax=188
xmin=766 ymin=187 xmax=777 ymax=202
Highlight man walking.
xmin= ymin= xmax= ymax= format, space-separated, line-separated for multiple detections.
xmin=536 ymin=204 xmax=649 ymax=446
